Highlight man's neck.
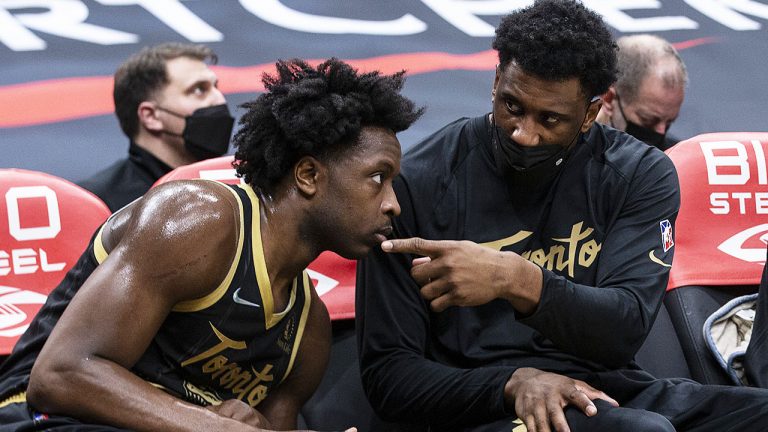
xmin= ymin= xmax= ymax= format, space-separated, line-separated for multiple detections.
xmin=133 ymin=133 xmax=196 ymax=169
xmin=257 ymin=190 xmax=318 ymax=304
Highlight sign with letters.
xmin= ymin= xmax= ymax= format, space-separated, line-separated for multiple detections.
xmin=0 ymin=169 xmax=110 ymax=353
xmin=666 ymin=133 xmax=768 ymax=290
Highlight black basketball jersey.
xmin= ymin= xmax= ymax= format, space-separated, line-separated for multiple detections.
xmin=0 ymin=182 xmax=312 ymax=409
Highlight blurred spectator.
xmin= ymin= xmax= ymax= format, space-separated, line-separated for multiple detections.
xmin=595 ymin=34 xmax=687 ymax=151
xmin=79 ymin=42 xmax=233 ymax=211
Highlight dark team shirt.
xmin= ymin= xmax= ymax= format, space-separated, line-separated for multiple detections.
xmin=0 ymin=183 xmax=312 ymax=410
xmin=78 ymin=141 xmax=173 ymax=212
xmin=356 ymin=115 xmax=680 ymax=427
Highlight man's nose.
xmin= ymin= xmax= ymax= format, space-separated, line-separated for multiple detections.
xmin=510 ymin=117 xmax=541 ymax=147
xmin=209 ymin=85 xmax=226 ymax=106
xmin=382 ymin=184 xmax=401 ymax=218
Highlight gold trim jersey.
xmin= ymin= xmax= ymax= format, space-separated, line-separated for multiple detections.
xmin=0 ymin=183 xmax=312 ymax=409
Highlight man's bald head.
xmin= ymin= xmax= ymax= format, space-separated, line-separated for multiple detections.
xmin=614 ymin=34 xmax=687 ymax=105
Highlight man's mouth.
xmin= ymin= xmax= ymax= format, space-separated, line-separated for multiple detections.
xmin=374 ymin=226 xmax=393 ymax=243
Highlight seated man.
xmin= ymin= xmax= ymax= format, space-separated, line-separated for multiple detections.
xmin=79 ymin=42 xmax=235 ymax=211
xmin=594 ymin=34 xmax=688 ymax=150
xmin=0 ymin=58 xmax=422 ymax=431
xmin=356 ymin=1 xmax=768 ymax=431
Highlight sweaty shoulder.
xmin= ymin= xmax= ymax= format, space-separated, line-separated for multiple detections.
xmin=103 ymin=180 xmax=241 ymax=302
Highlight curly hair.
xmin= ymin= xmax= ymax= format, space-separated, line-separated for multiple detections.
xmin=232 ymin=58 xmax=423 ymax=193
xmin=492 ymin=0 xmax=617 ymax=99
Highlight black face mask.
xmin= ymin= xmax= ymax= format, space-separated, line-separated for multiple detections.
xmin=615 ymin=94 xmax=666 ymax=149
xmin=624 ymin=121 xmax=666 ymax=149
xmin=490 ymin=119 xmax=582 ymax=188
xmin=159 ymin=104 xmax=235 ymax=160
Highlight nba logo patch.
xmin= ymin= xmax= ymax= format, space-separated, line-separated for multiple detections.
xmin=660 ymin=219 xmax=674 ymax=252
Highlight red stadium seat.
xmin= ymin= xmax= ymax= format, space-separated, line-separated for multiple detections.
xmin=666 ymin=132 xmax=768 ymax=290
xmin=0 ymin=169 xmax=110 ymax=355
xmin=655 ymin=133 xmax=768 ymax=383
xmin=154 ymin=156 xmax=358 ymax=321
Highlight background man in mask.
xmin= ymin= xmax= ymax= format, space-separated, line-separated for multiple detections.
xmin=357 ymin=1 xmax=768 ymax=431
xmin=595 ymin=34 xmax=688 ymax=151
xmin=79 ymin=42 xmax=233 ymax=211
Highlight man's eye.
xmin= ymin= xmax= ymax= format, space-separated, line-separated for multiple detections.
xmin=504 ymin=100 xmax=522 ymax=115
xmin=544 ymin=115 xmax=560 ymax=125
xmin=372 ymin=174 xmax=382 ymax=184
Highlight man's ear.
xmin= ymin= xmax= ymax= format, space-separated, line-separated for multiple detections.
xmin=600 ymin=86 xmax=617 ymax=116
xmin=581 ymin=97 xmax=604 ymax=133
xmin=294 ymin=156 xmax=323 ymax=197
xmin=138 ymin=101 xmax=163 ymax=132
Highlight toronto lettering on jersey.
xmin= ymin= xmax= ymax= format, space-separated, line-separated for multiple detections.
xmin=180 ymin=323 xmax=274 ymax=407
xmin=1 ymin=0 xmax=767 ymax=52
xmin=480 ymin=222 xmax=601 ymax=278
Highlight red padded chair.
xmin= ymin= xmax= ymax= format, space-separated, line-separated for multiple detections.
xmin=154 ymin=155 xmax=358 ymax=321
xmin=0 ymin=169 xmax=110 ymax=355
xmin=660 ymin=133 xmax=768 ymax=384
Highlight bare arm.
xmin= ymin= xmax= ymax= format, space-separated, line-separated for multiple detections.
xmin=26 ymin=181 xmax=267 ymax=432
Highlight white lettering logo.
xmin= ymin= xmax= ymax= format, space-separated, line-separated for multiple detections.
xmin=717 ymin=224 xmax=768 ymax=264
xmin=702 ymin=140 xmax=768 ymax=215
xmin=3 ymin=1 xmax=768 ymax=52
xmin=0 ymin=285 xmax=47 ymax=337
xmin=6 ymin=185 xmax=61 ymax=241
xmin=306 ymin=269 xmax=338 ymax=297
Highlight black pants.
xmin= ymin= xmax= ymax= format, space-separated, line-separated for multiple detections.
xmin=455 ymin=370 xmax=768 ymax=432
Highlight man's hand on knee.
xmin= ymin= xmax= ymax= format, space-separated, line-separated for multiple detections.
xmin=504 ymin=368 xmax=619 ymax=432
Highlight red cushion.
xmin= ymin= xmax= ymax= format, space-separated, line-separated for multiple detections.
xmin=0 ymin=169 xmax=110 ymax=354
xmin=665 ymin=133 xmax=768 ymax=290
xmin=154 ymin=157 xmax=357 ymax=321
xmin=154 ymin=155 xmax=243 ymax=186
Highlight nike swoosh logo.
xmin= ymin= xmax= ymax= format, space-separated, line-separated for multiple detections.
xmin=648 ymin=250 xmax=672 ymax=268
xmin=233 ymin=288 xmax=261 ymax=308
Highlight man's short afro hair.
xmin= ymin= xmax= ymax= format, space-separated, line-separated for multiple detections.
xmin=493 ymin=0 xmax=617 ymax=98
xmin=232 ymin=58 xmax=423 ymax=193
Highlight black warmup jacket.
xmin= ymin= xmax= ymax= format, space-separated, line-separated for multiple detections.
xmin=78 ymin=141 xmax=173 ymax=212
xmin=356 ymin=115 xmax=680 ymax=427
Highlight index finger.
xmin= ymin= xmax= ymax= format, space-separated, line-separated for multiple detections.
xmin=381 ymin=237 xmax=448 ymax=257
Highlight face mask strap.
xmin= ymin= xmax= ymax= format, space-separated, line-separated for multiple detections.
xmin=155 ymin=105 xmax=186 ymax=119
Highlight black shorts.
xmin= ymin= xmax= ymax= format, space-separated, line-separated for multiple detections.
xmin=0 ymin=397 xmax=128 ymax=432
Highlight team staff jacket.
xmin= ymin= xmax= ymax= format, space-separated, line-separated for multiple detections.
xmin=78 ymin=141 xmax=173 ymax=212
xmin=356 ymin=115 xmax=680 ymax=427
xmin=0 ymin=183 xmax=312 ymax=410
